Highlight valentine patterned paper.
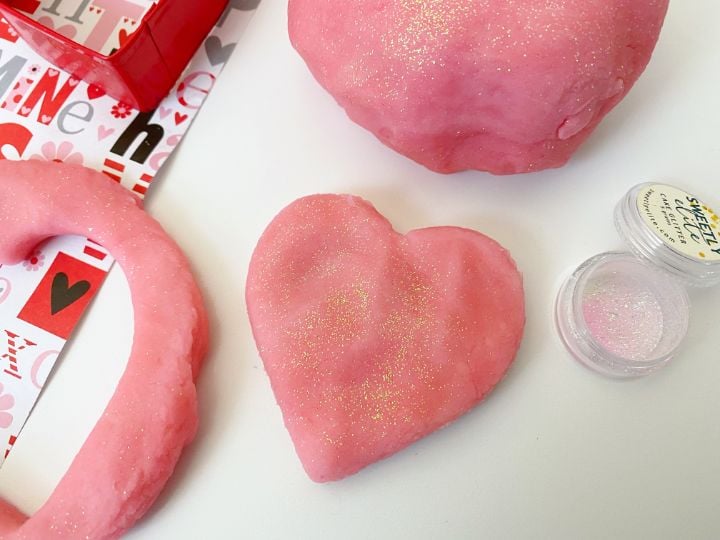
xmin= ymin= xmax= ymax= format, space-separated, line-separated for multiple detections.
xmin=0 ymin=0 xmax=258 ymax=466
xmin=16 ymin=0 xmax=157 ymax=56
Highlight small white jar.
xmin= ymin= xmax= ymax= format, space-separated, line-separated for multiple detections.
xmin=556 ymin=183 xmax=720 ymax=378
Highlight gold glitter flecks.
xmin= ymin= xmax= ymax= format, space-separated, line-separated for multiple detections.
xmin=281 ymin=279 xmax=375 ymax=374
xmin=380 ymin=0 xmax=476 ymax=73
xmin=382 ymin=365 xmax=394 ymax=385
xmin=359 ymin=375 xmax=404 ymax=424
xmin=323 ymin=432 xmax=344 ymax=448
xmin=354 ymin=286 xmax=370 ymax=309
xmin=301 ymin=258 xmax=443 ymax=447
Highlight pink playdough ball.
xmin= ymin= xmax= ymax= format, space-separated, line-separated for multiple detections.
xmin=289 ymin=0 xmax=669 ymax=175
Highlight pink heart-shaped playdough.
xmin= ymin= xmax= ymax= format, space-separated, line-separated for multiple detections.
xmin=289 ymin=0 xmax=669 ymax=175
xmin=246 ymin=195 xmax=525 ymax=482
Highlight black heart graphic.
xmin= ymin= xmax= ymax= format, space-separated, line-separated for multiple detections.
xmin=205 ymin=36 xmax=236 ymax=66
xmin=51 ymin=273 xmax=90 ymax=315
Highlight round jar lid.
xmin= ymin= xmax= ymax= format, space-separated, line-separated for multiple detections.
xmin=615 ymin=183 xmax=720 ymax=287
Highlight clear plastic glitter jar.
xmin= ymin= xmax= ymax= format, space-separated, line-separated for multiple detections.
xmin=556 ymin=183 xmax=720 ymax=378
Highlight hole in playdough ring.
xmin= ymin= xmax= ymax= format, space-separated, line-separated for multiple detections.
xmin=0 ymin=255 xmax=132 ymax=515
xmin=0 ymin=160 xmax=207 ymax=539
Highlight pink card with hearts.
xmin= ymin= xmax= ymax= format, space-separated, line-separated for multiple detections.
xmin=0 ymin=0 xmax=258 ymax=466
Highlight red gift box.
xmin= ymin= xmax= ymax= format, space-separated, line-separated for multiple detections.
xmin=0 ymin=0 xmax=229 ymax=111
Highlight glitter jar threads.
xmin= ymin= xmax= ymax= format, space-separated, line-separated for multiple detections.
xmin=556 ymin=183 xmax=720 ymax=378
xmin=615 ymin=184 xmax=720 ymax=287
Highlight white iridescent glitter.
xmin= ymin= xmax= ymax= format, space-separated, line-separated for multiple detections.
xmin=582 ymin=271 xmax=664 ymax=361
xmin=556 ymin=251 xmax=690 ymax=378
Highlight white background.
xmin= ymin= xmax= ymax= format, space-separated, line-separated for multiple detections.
xmin=1 ymin=1 xmax=719 ymax=538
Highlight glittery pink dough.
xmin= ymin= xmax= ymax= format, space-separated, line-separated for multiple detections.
xmin=0 ymin=161 xmax=208 ymax=539
xmin=289 ymin=0 xmax=669 ymax=175
xmin=246 ymin=195 xmax=525 ymax=482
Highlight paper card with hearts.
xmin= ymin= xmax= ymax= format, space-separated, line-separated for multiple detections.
xmin=0 ymin=0 xmax=258 ymax=466
xmin=21 ymin=0 xmax=157 ymax=56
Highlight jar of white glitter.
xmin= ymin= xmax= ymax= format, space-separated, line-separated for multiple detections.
xmin=556 ymin=183 xmax=720 ymax=378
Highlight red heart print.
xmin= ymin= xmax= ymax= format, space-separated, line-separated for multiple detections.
xmin=174 ymin=112 xmax=188 ymax=125
xmin=97 ymin=125 xmax=115 ymax=140
xmin=86 ymin=85 xmax=106 ymax=100
xmin=118 ymin=28 xmax=130 ymax=47
xmin=246 ymin=195 xmax=525 ymax=482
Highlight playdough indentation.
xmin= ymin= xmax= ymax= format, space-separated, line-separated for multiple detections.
xmin=246 ymin=195 xmax=525 ymax=482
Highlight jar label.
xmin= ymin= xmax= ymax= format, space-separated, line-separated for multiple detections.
xmin=637 ymin=184 xmax=720 ymax=262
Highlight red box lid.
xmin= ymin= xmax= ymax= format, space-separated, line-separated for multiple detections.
xmin=0 ymin=0 xmax=229 ymax=111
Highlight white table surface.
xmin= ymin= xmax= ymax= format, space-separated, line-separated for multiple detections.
xmin=1 ymin=1 xmax=719 ymax=538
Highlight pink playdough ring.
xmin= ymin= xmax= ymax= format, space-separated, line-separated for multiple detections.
xmin=0 ymin=160 xmax=208 ymax=539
